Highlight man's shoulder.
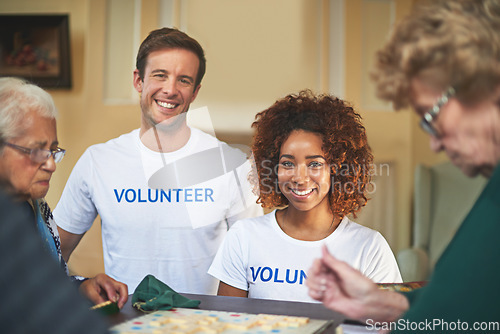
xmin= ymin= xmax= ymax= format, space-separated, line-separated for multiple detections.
xmin=86 ymin=129 xmax=139 ymax=154
xmin=190 ymin=128 xmax=249 ymax=161
xmin=191 ymin=128 xmax=223 ymax=146
xmin=191 ymin=128 xmax=244 ymax=148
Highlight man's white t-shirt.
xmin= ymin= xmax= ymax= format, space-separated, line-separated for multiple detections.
xmin=208 ymin=210 xmax=402 ymax=303
xmin=54 ymin=128 xmax=262 ymax=293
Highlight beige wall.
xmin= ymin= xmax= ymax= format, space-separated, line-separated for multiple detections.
xmin=1 ymin=0 xmax=447 ymax=277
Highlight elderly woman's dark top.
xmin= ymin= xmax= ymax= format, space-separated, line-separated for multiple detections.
xmin=394 ymin=164 xmax=500 ymax=333
xmin=0 ymin=191 xmax=108 ymax=333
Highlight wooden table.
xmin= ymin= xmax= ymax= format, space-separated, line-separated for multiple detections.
xmin=107 ymin=293 xmax=346 ymax=333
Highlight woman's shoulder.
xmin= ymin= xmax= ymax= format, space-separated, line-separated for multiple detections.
xmin=338 ymin=217 xmax=383 ymax=240
xmin=231 ymin=210 xmax=277 ymax=232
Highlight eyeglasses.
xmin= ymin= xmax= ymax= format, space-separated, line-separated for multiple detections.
xmin=419 ymin=87 xmax=455 ymax=137
xmin=2 ymin=142 xmax=66 ymax=163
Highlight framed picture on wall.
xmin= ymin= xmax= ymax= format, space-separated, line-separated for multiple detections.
xmin=0 ymin=14 xmax=72 ymax=89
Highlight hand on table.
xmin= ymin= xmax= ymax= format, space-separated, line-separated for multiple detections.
xmin=79 ymin=273 xmax=128 ymax=309
xmin=307 ymin=245 xmax=408 ymax=323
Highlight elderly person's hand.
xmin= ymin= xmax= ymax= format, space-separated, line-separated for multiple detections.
xmin=79 ymin=274 xmax=128 ymax=309
xmin=307 ymin=246 xmax=409 ymax=323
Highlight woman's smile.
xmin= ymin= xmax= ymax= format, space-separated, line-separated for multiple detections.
xmin=278 ymin=130 xmax=331 ymax=212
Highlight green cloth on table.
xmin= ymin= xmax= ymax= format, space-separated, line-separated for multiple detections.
xmin=132 ymin=274 xmax=201 ymax=312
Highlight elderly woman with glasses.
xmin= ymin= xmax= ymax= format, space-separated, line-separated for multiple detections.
xmin=306 ymin=0 xmax=500 ymax=331
xmin=0 ymin=77 xmax=128 ymax=309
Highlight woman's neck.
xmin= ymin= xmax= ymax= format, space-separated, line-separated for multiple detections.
xmin=276 ymin=205 xmax=340 ymax=241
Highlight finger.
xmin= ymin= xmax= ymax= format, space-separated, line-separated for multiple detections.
xmin=80 ymin=279 xmax=107 ymax=305
xmin=306 ymin=260 xmax=329 ymax=289
xmin=321 ymin=246 xmax=378 ymax=301
xmin=95 ymin=274 xmax=129 ymax=308
xmin=116 ymin=283 xmax=129 ymax=308
xmin=308 ymin=286 xmax=325 ymax=301
xmin=307 ymin=277 xmax=327 ymax=293
xmin=96 ymin=275 xmax=121 ymax=303
xmin=306 ymin=259 xmax=322 ymax=283
xmin=321 ymin=244 xmax=336 ymax=262
xmin=307 ymin=261 xmax=329 ymax=300
xmin=306 ymin=275 xmax=326 ymax=291
xmin=321 ymin=245 xmax=359 ymax=278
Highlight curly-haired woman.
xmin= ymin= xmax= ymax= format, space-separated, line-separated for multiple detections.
xmin=208 ymin=90 xmax=401 ymax=302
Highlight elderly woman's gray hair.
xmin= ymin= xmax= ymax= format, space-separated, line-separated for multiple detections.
xmin=0 ymin=77 xmax=58 ymax=143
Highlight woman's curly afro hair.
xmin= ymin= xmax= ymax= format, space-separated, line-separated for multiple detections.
xmin=250 ymin=89 xmax=373 ymax=218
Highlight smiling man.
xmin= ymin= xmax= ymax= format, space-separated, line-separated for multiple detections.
xmin=54 ymin=28 xmax=262 ymax=294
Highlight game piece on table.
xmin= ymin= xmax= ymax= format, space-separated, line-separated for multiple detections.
xmin=377 ymin=281 xmax=426 ymax=292
xmin=90 ymin=300 xmax=120 ymax=315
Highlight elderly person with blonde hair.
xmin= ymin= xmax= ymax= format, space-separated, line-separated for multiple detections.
xmin=307 ymin=0 xmax=500 ymax=332
xmin=0 ymin=77 xmax=128 ymax=308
